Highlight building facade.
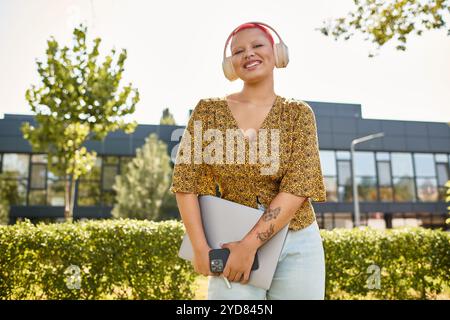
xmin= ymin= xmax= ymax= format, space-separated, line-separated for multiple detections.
xmin=0 ymin=100 xmax=449 ymax=229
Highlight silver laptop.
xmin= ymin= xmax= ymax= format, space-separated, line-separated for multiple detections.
xmin=178 ymin=195 xmax=289 ymax=290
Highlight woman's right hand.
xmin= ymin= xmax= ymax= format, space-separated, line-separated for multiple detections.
xmin=192 ymin=245 xmax=214 ymax=276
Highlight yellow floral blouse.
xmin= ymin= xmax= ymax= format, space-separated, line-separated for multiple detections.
xmin=170 ymin=95 xmax=327 ymax=231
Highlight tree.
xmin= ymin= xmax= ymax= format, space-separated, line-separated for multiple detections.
xmin=0 ymin=173 xmax=21 ymax=225
xmin=160 ymin=108 xmax=176 ymax=125
xmin=317 ymin=0 xmax=450 ymax=56
xmin=22 ymin=24 xmax=139 ymax=222
xmin=112 ymin=133 xmax=172 ymax=220
xmin=157 ymin=188 xmax=179 ymax=221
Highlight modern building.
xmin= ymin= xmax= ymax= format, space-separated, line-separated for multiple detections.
xmin=0 ymin=99 xmax=449 ymax=229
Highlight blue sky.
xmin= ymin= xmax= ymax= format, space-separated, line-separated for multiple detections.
xmin=0 ymin=0 xmax=449 ymax=125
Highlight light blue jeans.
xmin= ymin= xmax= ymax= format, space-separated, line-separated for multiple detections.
xmin=207 ymin=220 xmax=325 ymax=300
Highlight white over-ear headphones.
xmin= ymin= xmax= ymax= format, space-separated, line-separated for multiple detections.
xmin=222 ymin=21 xmax=289 ymax=81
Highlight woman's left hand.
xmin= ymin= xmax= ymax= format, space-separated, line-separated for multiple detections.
xmin=221 ymin=240 xmax=258 ymax=284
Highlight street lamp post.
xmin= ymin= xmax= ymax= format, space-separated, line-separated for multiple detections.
xmin=351 ymin=132 xmax=385 ymax=227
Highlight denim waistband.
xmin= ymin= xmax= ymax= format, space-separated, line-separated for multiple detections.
xmin=280 ymin=220 xmax=322 ymax=257
xmin=288 ymin=220 xmax=320 ymax=237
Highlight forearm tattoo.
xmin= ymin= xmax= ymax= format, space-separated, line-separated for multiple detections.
xmin=257 ymin=224 xmax=275 ymax=242
xmin=255 ymin=206 xmax=280 ymax=243
xmin=262 ymin=206 xmax=281 ymax=222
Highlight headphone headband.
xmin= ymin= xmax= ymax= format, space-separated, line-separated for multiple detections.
xmin=222 ymin=21 xmax=286 ymax=60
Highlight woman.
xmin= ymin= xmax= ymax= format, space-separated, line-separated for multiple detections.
xmin=170 ymin=22 xmax=327 ymax=300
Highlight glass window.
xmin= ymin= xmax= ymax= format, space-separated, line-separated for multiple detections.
xmin=393 ymin=177 xmax=416 ymax=202
xmin=338 ymin=185 xmax=353 ymax=202
xmin=0 ymin=178 xmax=27 ymax=205
xmin=81 ymin=157 xmax=102 ymax=181
xmin=416 ymin=178 xmax=438 ymax=202
xmin=376 ymin=152 xmax=390 ymax=161
xmin=319 ymin=151 xmax=336 ymax=176
xmin=29 ymin=190 xmax=47 ymax=205
xmin=413 ymin=153 xmax=436 ymax=177
xmin=47 ymin=179 xmax=65 ymax=206
xmin=103 ymin=156 xmax=119 ymax=165
xmin=31 ymin=154 xmax=47 ymax=163
xmin=354 ymin=151 xmax=376 ymax=176
xmin=436 ymin=163 xmax=449 ymax=187
xmin=356 ymin=177 xmax=377 ymax=201
xmin=379 ymin=186 xmax=393 ymax=202
xmin=13 ymin=180 xmax=27 ymax=205
xmin=2 ymin=153 xmax=29 ymax=179
xmin=435 ymin=154 xmax=448 ymax=163
xmin=77 ymin=181 xmax=101 ymax=206
xmin=336 ymin=151 xmax=350 ymax=160
xmin=30 ymin=164 xmax=47 ymax=189
xmin=377 ymin=162 xmax=392 ymax=186
xmin=338 ymin=161 xmax=352 ymax=186
xmin=102 ymin=165 xmax=118 ymax=191
xmin=324 ymin=177 xmax=337 ymax=202
xmin=391 ymin=153 xmax=414 ymax=177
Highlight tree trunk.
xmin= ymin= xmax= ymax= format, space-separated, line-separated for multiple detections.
xmin=69 ymin=174 xmax=76 ymax=222
xmin=64 ymin=177 xmax=71 ymax=222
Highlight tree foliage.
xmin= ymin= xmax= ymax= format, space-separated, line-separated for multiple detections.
xmin=112 ymin=134 xmax=172 ymax=220
xmin=160 ymin=108 xmax=176 ymax=125
xmin=317 ymin=0 xmax=450 ymax=56
xmin=21 ymin=24 xmax=139 ymax=221
xmin=0 ymin=173 xmax=22 ymax=225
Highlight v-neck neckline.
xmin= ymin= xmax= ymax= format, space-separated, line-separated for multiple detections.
xmin=221 ymin=94 xmax=280 ymax=135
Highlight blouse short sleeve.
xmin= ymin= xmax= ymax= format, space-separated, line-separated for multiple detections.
xmin=279 ymin=101 xmax=327 ymax=202
xmin=169 ymin=99 xmax=216 ymax=195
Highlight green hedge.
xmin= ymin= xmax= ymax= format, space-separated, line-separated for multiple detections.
xmin=0 ymin=219 xmax=449 ymax=299
xmin=322 ymin=227 xmax=450 ymax=299
xmin=0 ymin=219 xmax=196 ymax=299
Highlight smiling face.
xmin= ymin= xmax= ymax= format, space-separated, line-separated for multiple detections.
xmin=230 ymin=27 xmax=275 ymax=83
